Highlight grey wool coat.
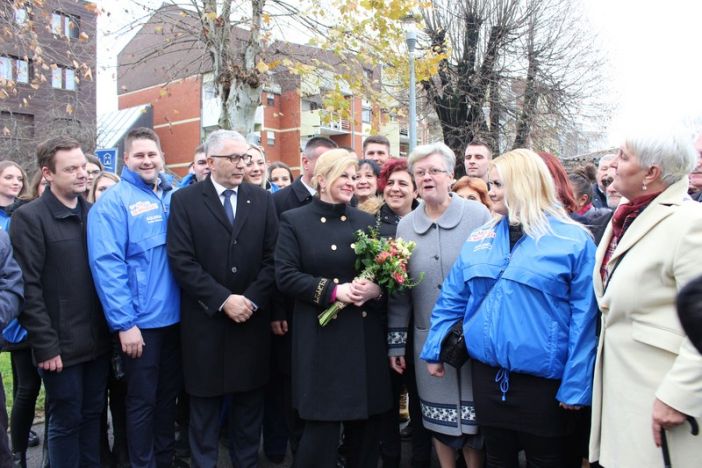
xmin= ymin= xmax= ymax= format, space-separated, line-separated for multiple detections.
xmin=388 ymin=193 xmax=491 ymax=436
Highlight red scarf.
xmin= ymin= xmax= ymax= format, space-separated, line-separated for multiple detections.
xmin=600 ymin=192 xmax=661 ymax=284
xmin=576 ymin=203 xmax=592 ymax=216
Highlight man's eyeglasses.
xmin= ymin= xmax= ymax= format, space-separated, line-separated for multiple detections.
xmin=209 ymin=153 xmax=252 ymax=164
xmin=413 ymin=168 xmax=447 ymax=178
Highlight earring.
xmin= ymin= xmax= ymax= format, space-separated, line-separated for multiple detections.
xmin=320 ymin=187 xmax=326 ymax=193
xmin=642 ymin=182 xmax=647 ymax=191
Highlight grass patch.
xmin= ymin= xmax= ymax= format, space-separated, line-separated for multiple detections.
xmin=0 ymin=351 xmax=46 ymax=421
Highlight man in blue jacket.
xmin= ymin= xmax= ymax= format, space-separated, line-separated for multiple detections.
xmin=88 ymin=128 xmax=180 ymax=468
xmin=178 ymin=144 xmax=209 ymax=188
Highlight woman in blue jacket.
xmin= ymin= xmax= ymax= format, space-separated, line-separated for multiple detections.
xmin=421 ymin=149 xmax=598 ymax=468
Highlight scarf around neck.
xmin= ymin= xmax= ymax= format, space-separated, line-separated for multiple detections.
xmin=601 ymin=191 xmax=661 ymax=284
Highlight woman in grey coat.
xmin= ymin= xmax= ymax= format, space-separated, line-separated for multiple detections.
xmin=388 ymin=142 xmax=491 ymax=468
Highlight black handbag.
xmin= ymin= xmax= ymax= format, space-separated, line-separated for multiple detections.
xmin=438 ymin=269 xmax=505 ymax=368
xmin=439 ymin=320 xmax=468 ymax=368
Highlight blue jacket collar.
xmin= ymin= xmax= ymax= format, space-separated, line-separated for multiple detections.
xmin=120 ymin=167 xmax=173 ymax=193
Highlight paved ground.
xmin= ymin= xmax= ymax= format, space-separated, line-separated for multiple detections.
xmin=24 ymin=421 xmax=440 ymax=467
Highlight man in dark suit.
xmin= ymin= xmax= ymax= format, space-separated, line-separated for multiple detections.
xmin=167 ymin=129 xmax=278 ymax=468
xmin=272 ymin=136 xmax=338 ymax=216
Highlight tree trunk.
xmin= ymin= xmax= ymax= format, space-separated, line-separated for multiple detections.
xmin=513 ymin=21 xmax=539 ymax=148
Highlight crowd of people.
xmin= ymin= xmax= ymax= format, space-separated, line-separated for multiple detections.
xmin=0 ymin=125 xmax=699 ymax=468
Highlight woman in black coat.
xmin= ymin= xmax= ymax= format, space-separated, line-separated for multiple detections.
xmin=275 ymin=149 xmax=392 ymax=468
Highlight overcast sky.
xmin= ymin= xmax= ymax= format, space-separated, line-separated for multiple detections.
xmin=94 ymin=0 xmax=702 ymax=145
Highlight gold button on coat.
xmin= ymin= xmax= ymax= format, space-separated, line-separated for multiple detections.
xmin=361 ymin=311 xmax=368 ymax=318
xmin=331 ymin=244 xmax=337 ymax=250
xmin=320 ymin=217 xmax=326 ymax=223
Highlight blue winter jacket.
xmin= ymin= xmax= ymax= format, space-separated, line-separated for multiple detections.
xmin=178 ymin=173 xmax=196 ymax=188
xmin=0 ymin=211 xmax=9 ymax=232
xmin=87 ymin=168 xmax=180 ymax=332
xmin=420 ymin=216 xmax=598 ymax=406
xmin=1 ymin=200 xmax=26 ymax=343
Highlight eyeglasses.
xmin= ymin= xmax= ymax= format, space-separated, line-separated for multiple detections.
xmin=413 ymin=168 xmax=447 ymax=178
xmin=209 ymin=153 xmax=252 ymax=164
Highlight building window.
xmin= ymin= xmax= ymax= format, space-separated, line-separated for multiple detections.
xmin=64 ymin=68 xmax=75 ymax=90
xmin=267 ymin=131 xmax=276 ymax=146
xmin=14 ymin=8 xmax=28 ymax=25
xmin=52 ymin=11 xmax=80 ymax=39
xmin=51 ymin=66 xmax=76 ymax=90
xmin=0 ymin=57 xmax=11 ymax=81
xmin=267 ymin=93 xmax=275 ymax=106
xmin=16 ymin=59 xmax=28 ymax=83
xmin=362 ymin=107 xmax=372 ymax=124
xmin=0 ymin=111 xmax=35 ymax=140
xmin=51 ymin=67 xmax=62 ymax=88
xmin=0 ymin=56 xmax=31 ymax=84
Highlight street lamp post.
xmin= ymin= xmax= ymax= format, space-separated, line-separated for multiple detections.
xmin=404 ymin=20 xmax=417 ymax=153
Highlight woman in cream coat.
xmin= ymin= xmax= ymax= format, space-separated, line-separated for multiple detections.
xmin=590 ymin=128 xmax=702 ymax=468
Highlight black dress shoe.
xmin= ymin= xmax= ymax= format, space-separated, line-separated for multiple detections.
xmin=266 ymin=454 xmax=286 ymax=464
xmin=27 ymin=430 xmax=40 ymax=448
xmin=12 ymin=451 xmax=26 ymax=468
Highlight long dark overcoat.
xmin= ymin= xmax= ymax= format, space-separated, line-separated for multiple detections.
xmin=275 ymin=198 xmax=392 ymax=421
xmin=167 ymin=179 xmax=278 ymax=397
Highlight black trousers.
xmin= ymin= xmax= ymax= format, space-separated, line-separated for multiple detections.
xmin=262 ymin=371 xmax=289 ymax=458
xmin=379 ymin=360 xmax=432 ymax=467
xmin=294 ymin=416 xmax=381 ymax=468
xmin=100 ymin=371 xmax=129 ymax=463
xmin=122 ymin=325 xmax=182 ymax=468
xmin=0 ymin=372 xmax=13 ymax=467
xmin=9 ymin=348 xmax=41 ymax=453
xmin=483 ymin=426 xmax=566 ymax=468
xmin=188 ymin=388 xmax=264 ymax=468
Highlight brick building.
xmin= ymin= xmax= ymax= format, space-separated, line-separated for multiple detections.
xmin=115 ymin=5 xmax=411 ymax=177
xmin=0 ymin=0 xmax=97 ymax=168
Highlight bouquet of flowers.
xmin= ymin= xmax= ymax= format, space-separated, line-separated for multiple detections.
xmin=318 ymin=229 xmax=423 ymax=326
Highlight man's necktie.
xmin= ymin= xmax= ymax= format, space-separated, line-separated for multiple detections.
xmin=223 ymin=189 xmax=235 ymax=225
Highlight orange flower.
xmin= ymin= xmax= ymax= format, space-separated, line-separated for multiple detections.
xmin=376 ymin=251 xmax=391 ymax=264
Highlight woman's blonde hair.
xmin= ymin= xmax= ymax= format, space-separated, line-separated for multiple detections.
xmin=312 ymin=149 xmax=358 ymax=192
xmin=87 ymin=171 xmax=120 ymax=203
xmin=245 ymin=145 xmax=267 ymax=189
xmin=491 ymin=149 xmax=587 ymax=239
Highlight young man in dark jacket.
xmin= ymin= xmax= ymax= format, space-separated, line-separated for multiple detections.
xmin=10 ymin=137 xmax=111 ymax=467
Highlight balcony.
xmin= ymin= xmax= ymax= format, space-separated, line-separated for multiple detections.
xmin=300 ymin=109 xmax=351 ymax=136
